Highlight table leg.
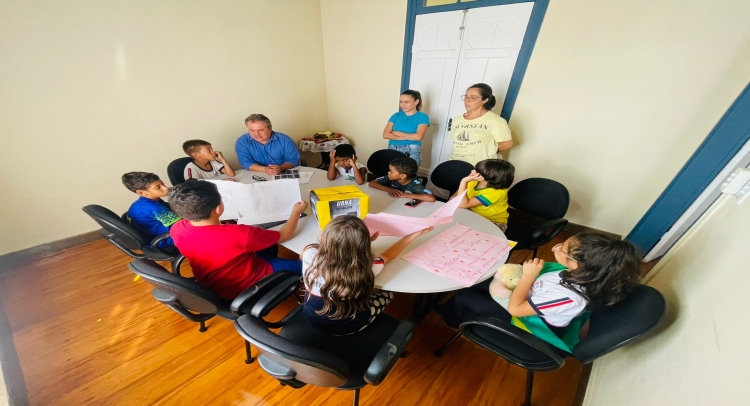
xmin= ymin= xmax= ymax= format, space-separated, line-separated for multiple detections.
xmin=317 ymin=152 xmax=330 ymax=170
xmin=411 ymin=293 xmax=438 ymax=320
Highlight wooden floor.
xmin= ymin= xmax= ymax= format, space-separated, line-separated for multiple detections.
xmin=0 ymin=233 xmax=589 ymax=406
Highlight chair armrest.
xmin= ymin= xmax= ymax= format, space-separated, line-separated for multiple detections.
xmin=150 ymin=232 xmax=177 ymax=257
xmin=458 ymin=316 xmax=566 ymax=368
xmin=249 ymin=276 xmax=301 ymax=319
xmin=364 ymin=318 xmax=418 ymax=386
xmin=231 ymin=271 xmax=296 ymax=316
xmin=529 ymin=218 xmax=568 ymax=249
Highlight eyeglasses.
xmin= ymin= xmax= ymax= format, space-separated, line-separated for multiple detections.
xmin=460 ymin=95 xmax=482 ymax=101
xmin=251 ymin=175 xmax=267 ymax=182
xmin=552 ymin=243 xmax=577 ymax=262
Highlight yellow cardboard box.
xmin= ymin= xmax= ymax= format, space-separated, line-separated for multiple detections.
xmin=309 ymin=185 xmax=369 ymax=229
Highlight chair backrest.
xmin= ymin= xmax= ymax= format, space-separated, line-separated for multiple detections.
xmin=573 ymin=285 xmax=666 ymax=364
xmin=430 ymin=160 xmax=474 ymax=196
xmin=167 ymin=157 xmax=194 ymax=186
xmin=366 ymin=149 xmax=405 ymax=178
xmin=82 ymin=204 xmax=147 ymax=251
xmin=508 ymin=178 xmax=570 ymax=220
xmin=235 ymin=315 xmax=350 ymax=387
xmin=128 ymin=259 xmax=230 ymax=315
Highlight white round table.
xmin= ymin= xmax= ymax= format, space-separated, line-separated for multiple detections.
xmin=227 ymin=168 xmax=509 ymax=293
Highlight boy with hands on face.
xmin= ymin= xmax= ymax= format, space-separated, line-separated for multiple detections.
xmin=182 ymin=139 xmax=236 ymax=181
xmin=326 ymin=144 xmax=367 ymax=185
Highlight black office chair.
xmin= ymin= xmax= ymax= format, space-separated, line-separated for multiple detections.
xmin=505 ymin=178 xmax=570 ymax=258
xmin=366 ymin=149 xmax=404 ymax=181
xmin=430 ymin=160 xmax=474 ymax=202
xmin=234 ymin=286 xmax=418 ymax=406
xmin=167 ymin=157 xmax=194 ymax=186
xmin=434 ymin=285 xmax=666 ymax=406
xmin=128 ymin=259 xmax=301 ymax=364
xmin=82 ymin=204 xmax=186 ymax=274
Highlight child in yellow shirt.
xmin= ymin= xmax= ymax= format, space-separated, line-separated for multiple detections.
xmin=450 ymin=159 xmax=514 ymax=231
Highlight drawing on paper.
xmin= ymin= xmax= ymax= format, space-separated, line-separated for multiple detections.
xmin=403 ymin=224 xmax=512 ymax=287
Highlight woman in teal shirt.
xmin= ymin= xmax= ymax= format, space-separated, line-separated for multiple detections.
xmin=382 ymin=90 xmax=430 ymax=168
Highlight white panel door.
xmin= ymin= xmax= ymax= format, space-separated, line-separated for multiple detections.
xmin=438 ymin=2 xmax=534 ymax=163
xmin=409 ymin=10 xmax=465 ymax=172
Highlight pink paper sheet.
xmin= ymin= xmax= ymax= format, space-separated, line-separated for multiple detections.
xmin=363 ymin=192 xmax=466 ymax=237
xmin=403 ymin=224 xmax=512 ymax=287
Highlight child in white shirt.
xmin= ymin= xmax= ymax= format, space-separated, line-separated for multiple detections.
xmin=182 ymin=139 xmax=235 ymax=180
xmin=326 ymin=144 xmax=367 ymax=185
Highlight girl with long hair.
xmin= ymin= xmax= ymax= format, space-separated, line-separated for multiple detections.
xmin=382 ymin=89 xmax=430 ymax=167
xmin=301 ymin=216 xmax=433 ymax=335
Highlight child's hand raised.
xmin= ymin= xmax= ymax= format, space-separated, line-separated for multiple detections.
xmin=522 ymin=258 xmax=544 ymax=279
xmin=462 ymin=170 xmax=484 ymax=183
xmin=329 ymin=150 xmax=337 ymax=161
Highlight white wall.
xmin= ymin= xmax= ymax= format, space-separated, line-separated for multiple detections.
xmin=319 ymin=0 xmax=750 ymax=236
xmin=0 ymin=0 xmax=329 ymax=255
xmin=3 ymin=0 xmax=750 ymax=255
xmin=320 ymin=0 xmax=408 ymax=163
xmin=583 ymin=194 xmax=750 ymax=405
xmin=508 ymin=0 xmax=750 ymax=235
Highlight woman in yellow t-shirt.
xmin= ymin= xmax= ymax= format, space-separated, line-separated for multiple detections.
xmin=448 ymin=83 xmax=513 ymax=165
xmin=449 ymin=159 xmax=515 ymax=231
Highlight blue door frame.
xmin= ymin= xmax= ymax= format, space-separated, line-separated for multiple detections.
xmin=400 ymin=0 xmax=549 ymax=121
xmin=627 ymin=82 xmax=750 ymax=254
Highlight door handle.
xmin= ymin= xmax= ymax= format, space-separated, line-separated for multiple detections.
xmin=448 ymin=118 xmax=453 ymax=131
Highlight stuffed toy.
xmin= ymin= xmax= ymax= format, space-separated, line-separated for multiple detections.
xmin=489 ymin=263 xmax=523 ymax=308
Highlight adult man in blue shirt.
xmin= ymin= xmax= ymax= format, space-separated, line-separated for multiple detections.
xmin=235 ymin=114 xmax=301 ymax=175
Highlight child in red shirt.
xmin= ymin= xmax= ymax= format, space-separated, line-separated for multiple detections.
xmin=169 ymin=181 xmax=308 ymax=299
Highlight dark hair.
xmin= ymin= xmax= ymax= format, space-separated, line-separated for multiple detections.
xmin=475 ymin=159 xmax=514 ymax=189
xmin=182 ymin=139 xmax=211 ymax=157
xmin=121 ymin=172 xmax=161 ymax=193
xmin=468 ymin=83 xmax=496 ymax=110
xmin=168 ymin=181 xmax=222 ymax=221
xmin=245 ymin=113 xmax=272 ymax=129
xmin=401 ymin=89 xmax=423 ymax=111
xmin=333 ymin=144 xmax=357 ymax=159
xmin=390 ymin=157 xmax=418 ymax=179
xmin=561 ymin=233 xmax=642 ymax=306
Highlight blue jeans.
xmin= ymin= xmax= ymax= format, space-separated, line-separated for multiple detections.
xmin=388 ymin=143 xmax=422 ymax=168
xmin=256 ymin=245 xmax=302 ymax=275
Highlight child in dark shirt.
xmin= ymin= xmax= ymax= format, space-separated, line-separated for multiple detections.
xmin=122 ymin=172 xmax=180 ymax=249
xmin=302 ymin=215 xmax=433 ymax=335
xmin=368 ymin=157 xmax=435 ymax=202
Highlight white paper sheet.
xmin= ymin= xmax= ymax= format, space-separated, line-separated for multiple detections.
xmin=205 ymin=178 xmax=302 ymax=224
xmin=298 ymin=172 xmax=314 ymax=184
xmin=236 ymin=179 xmax=302 ymax=224
xmin=204 ymin=180 xmax=244 ymax=220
